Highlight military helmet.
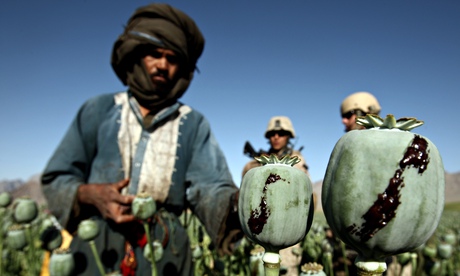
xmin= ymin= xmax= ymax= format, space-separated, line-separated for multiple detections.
xmin=341 ymin=91 xmax=381 ymax=117
xmin=264 ymin=116 xmax=296 ymax=138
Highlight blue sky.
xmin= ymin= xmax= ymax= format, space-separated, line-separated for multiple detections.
xmin=1 ymin=1 xmax=459 ymax=185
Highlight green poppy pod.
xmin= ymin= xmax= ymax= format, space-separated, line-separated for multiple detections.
xmin=77 ymin=219 xmax=99 ymax=241
xmin=0 ymin=191 xmax=12 ymax=208
xmin=239 ymin=155 xmax=314 ymax=253
xmin=13 ymin=197 xmax=38 ymax=224
xmin=7 ymin=224 xmax=27 ymax=250
xmin=143 ymin=240 xmax=164 ymax=262
xmin=322 ymin=115 xmax=445 ymax=273
xmin=49 ymin=248 xmax=75 ymax=276
xmin=132 ymin=193 xmax=157 ymax=220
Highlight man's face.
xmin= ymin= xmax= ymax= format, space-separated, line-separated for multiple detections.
xmin=342 ymin=112 xmax=361 ymax=132
xmin=142 ymin=48 xmax=180 ymax=94
xmin=268 ymin=131 xmax=290 ymax=151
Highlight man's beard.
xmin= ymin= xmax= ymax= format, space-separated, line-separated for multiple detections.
xmin=148 ymin=71 xmax=174 ymax=96
xmin=126 ymin=61 xmax=180 ymax=110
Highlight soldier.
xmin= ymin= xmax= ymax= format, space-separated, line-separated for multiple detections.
xmin=242 ymin=116 xmax=310 ymax=276
xmin=340 ymin=91 xmax=381 ymax=132
xmin=242 ymin=116 xmax=309 ymax=177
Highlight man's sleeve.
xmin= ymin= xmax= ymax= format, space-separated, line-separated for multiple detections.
xmin=41 ymin=97 xmax=104 ymax=231
xmin=184 ymin=116 xmax=242 ymax=255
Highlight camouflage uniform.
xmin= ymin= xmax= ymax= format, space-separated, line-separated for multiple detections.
xmin=242 ymin=149 xmax=309 ymax=177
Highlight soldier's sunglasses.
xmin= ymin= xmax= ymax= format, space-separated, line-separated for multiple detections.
xmin=342 ymin=111 xmax=355 ymax=119
xmin=267 ymin=131 xmax=290 ymax=137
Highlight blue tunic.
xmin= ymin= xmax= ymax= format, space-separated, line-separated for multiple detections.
xmin=42 ymin=92 xmax=238 ymax=275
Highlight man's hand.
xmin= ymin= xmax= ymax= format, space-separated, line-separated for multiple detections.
xmin=77 ymin=179 xmax=136 ymax=224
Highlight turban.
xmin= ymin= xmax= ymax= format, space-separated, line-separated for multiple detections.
xmin=111 ymin=3 xmax=205 ymax=109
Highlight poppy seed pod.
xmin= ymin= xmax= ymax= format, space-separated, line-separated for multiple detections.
xmin=77 ymin=219 xmax=99 ymax=241
xmin=239 ymin=155 xmax=314 ymax=252
xmin=396 ymin=252 xmax=411 ymax=266
xmin=0 ymin=191 xmax=12 ymax=208
xmin=2 ymin=219 xmax=12 ymax=236
xmin=239 ymin=154 xmax=314 ymax=275
xmin=422 ymin=244 xmax=437 ymax=259
xmin=192 ymin=245 xmax=203 ymax=259
xmin=49 ymin=248 xmax=75 ymax=276
xmin=440 ymin=230 xmax=456 ymax=245
xmin=143 ymin=240 xmax=164 ymax=262
xmin=436 ymin=243 xmax=453 ymax=260
xmin=132 ymin=193 xmax=157 ymax=220
xmin=322 ymin=114 xmax=445 ymax=274
xmin=7 ymin=224 xmax=27 ymax=250
xmin=13 ymin=197 xmax=38 ymax=224
xmin=40 ymin=216 xmax=55 ymax=231
xmin=249 ymin=245 xmax=265 ymax=275
xmin=300 ymin=262 xmax=327 ymax=276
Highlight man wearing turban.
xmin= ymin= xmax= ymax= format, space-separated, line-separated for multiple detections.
xmin=42 ymin=4 xmax=241 ymax=275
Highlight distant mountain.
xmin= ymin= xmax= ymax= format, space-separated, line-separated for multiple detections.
xmin=0 ymin=174 xmax=47 ymax=206
xmin=0 ymin=178 xmax=25 ymax=193
xmin=445 ymin=171 xmax=460 ymax=203
xmin=1 ymin=171 xmax=459 ymax=210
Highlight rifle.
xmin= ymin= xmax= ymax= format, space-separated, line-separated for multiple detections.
xmin=243 ymin=141 xmax=305 ymax=159
xmin=243 ymin=141 xmax=266 ymax=159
